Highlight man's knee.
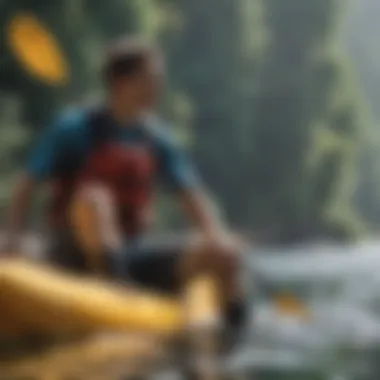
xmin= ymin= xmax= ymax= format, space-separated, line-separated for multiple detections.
xmin=75 ymin=182 xmax=116 ymax=210
xmin=183 ymin=235 xmax=242 ymax=277
xmin=70 ymin=182 xmax=122 ymax=258
xmin=205 ymin=239 xmax=240 ymax=273
xmin=70 ymin=182 xmax=117 ymax=236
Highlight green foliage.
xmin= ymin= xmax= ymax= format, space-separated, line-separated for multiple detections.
xmin=164 ymin=0 xmax=267 ymax=227
xmin=242 ymin=0 xmax=366 ymax=240
xmin=0 ymin=94 xmax=32 ymax=210
xmin=0 ymin=0 xmax=373 ymax=242
xmin=343 ymin=0 xmax=380 ymax=229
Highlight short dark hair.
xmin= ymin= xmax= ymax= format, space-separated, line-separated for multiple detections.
xmin=103 ymin=37 xmax=161 ymax=83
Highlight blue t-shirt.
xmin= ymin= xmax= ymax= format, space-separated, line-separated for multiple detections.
xmin=26 ymin=107 xmax=199 ymax=193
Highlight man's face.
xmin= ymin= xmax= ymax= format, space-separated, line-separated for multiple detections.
xmin=114 ymin=58 xmax=163 ymax=114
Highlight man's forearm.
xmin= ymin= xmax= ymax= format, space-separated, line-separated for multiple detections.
xmin=180 ymin=189 xmax=226 ymax=236
xmin=5 ymin=173 xmax=36 ymax=243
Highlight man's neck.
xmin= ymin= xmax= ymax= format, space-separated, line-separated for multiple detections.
xmin=107 ymin=99 xmax=141 ymax=126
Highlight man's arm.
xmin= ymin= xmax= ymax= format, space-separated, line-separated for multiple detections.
xmin=4 ymin=174 xmax=37 ymax=253
xmin=157 ymin=133 xmax=226 ymax=236
xmin=179 ymin=187 xmax=226 ymax=237
xmin=3 ymin=120 xmax=67 ymax=252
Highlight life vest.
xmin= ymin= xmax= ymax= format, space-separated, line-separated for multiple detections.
xmin=48 ymin=107 xmax=157 ymax=236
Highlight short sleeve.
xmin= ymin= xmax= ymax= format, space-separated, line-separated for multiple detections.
xmin=25 ymin=112 xmax=80 ymax=180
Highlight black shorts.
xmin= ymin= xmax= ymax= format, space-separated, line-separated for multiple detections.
xmin=48 ymin=230 xmax=189 ymax=294
xmin=48 ymin=230 xmax=250 ymax=340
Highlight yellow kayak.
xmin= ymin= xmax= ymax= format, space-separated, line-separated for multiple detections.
xmin=0 ymin=333 xmax=163 ymax=380
xmin=0 ymin=259 xmax=221 ymax=380
xmin=0 ymin=199 xmax=221 ymax=340
xmin=0 ymin=259 xmax=183 ymax=337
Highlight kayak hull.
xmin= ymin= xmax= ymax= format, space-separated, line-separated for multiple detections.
xmin=0 ymin=259 xmax=183 ymax=337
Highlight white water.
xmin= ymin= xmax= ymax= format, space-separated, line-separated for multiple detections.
xmin=238 ymin=241 xmax=380 ymax=377
xmin=9 ymin=236 xmax=380 ymax=378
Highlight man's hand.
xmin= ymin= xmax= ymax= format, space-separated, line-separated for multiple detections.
xmin=203 ymin=229 xmax=246 ymax=257
xmin=179 ymin=189 xmax=248 ymax=258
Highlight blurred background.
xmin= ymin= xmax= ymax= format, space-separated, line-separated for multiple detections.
xmin=1 ymin=0 xmax=380 ymax=379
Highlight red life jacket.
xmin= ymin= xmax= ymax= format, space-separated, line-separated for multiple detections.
xmin=48 ymin=108 xmax=157 ymax=236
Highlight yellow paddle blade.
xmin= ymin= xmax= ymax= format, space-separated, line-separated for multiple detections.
xmin=273 ymin=293 xmax=310 ymax=320
xmin=184 ymin=275 xmax=221 ymax=328
xmin=184 ymin=275 xmax=221 ymax=380
xmin=6 ymin=13 xmax=69 ymax=86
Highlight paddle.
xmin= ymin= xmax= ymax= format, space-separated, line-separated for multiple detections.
xmin=184 ymin=274 xmax=221 ymax=380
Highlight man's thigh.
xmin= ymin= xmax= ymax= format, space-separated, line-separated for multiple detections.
xmin=125 ymin=233 xmax=192 ymax=294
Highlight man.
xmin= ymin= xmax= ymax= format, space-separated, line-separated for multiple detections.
xmin=4 ymin=37 xmax=247 ymax=373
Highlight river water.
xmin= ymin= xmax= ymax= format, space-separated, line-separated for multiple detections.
xmin=242 ymin=241 xmax=380 ymax=380
xmin=3 ymin=236 xmax=380 ymax=379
